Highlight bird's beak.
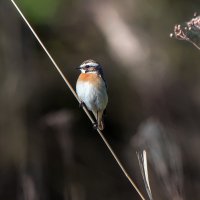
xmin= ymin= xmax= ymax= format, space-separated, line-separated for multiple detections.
xmin=76 ymin=66 xmax=81 ymax=70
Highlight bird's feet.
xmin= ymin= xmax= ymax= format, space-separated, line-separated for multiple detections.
xmin=93 ymin=122 xmax=98 ymax=130
xmin=79 ymin=101 xmax=85 ymax=108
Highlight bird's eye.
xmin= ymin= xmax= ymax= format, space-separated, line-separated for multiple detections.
xmin=85 ymin=65 xmax=90 ymax=68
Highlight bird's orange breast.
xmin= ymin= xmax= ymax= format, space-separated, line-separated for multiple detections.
xmin=78 ymin=73 xmax=102 ymax=86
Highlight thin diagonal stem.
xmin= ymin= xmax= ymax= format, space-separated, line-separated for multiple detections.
xmin=10 ymin=0 xmax=94 ymax=125
xmin=97 ymin=131 xmax=146 ymax=200
xmin=10 ymin=1 xmax=146 ymax=199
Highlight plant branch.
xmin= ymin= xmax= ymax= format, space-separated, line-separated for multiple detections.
xmin=137 ymin=150 xmax=153 ymax=200
xmin=10 ymin=1 xmax=146 ymax=199
xmin=170 ymin=13 xmax=200 ymax=50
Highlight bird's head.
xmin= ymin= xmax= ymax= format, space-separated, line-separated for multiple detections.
xmin=77 ymin=59 xmax=101 ymax=74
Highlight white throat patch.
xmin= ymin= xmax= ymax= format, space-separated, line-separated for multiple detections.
xmin=80 ymin=69 xmax=86 ymax=73
xmin=80 ymin=69 xmax=97 ymax=74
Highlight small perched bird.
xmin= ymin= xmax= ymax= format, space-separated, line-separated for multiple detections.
xmin=76 ymin=59 xmax=108 ymax=130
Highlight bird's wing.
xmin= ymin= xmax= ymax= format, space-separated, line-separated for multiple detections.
xmin=98 ymin=66 xmax=108 ymax=89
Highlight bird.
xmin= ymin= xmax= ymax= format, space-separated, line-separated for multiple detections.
xmin=76 ymin=59 xmax=108 ymax=130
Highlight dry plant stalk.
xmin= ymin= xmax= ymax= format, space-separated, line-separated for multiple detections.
xmin=170 ymin=12 xmax=200 ymax=50
xmin=135 ymin=118 xmax=183 ymax=200
xmin=10 ymin=0 xmax=146 ymax=199
xmin=137 ymin=150 xmax=153 ymax=200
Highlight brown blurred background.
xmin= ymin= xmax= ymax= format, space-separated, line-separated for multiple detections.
xmin=0 ymin=0 xmax=200 ymax=199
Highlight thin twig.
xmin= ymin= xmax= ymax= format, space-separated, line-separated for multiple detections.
xmin=170 ymin=14 xmax=200 ymax=50
xmin=10 ymin=1 xmax=146 ymax=199
xmin=137 ymin=150 xmax=153 ymax=200
xmin=10 ymin=0 xmax=94 ymax=125
xmin=189 ymin=40 xmax=200 ymax=50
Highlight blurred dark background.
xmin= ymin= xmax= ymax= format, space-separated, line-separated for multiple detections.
xmin=0 ymin=0 xmax=200 ymax=199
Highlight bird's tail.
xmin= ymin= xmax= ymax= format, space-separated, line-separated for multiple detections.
xmin=98 ymin=120 xmax=104 ymax=131
xmin=93 ymin=111 xmax=104 ymax=131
